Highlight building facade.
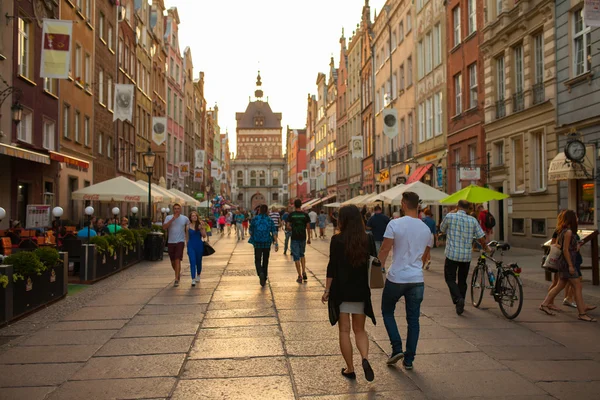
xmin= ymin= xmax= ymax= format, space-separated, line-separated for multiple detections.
xmin=482 ymin=0 xmax=558 ymax=248
xmin=360 ymin=0 xmax=375 ymax=194
xmin=325 ymin=59 xmax=337 ymax=200
xmin=346 ymin=23 xmax=363 ymax=199
xmin=287 ymin=128 xmax=308 ymax=202
xmin=232 ymin=73 xmax=285 ymax=210
xmin=336 ymin=31 xmax=350 ymax=203
xmin=305 ymin=93 xmax=317 ymax=200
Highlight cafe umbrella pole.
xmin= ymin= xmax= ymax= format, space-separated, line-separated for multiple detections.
xmin=84 ymin=206 xmax=94 ymax=281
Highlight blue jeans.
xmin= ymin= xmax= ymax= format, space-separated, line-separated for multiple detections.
xmin=284 ymin=231 xmax=291 ymax=253
xmin=187 ymin=242 xmax=204 ymax=280
xmin=291 ymin=240 xmax=306 ymax=262
xmin=381 ymin=280 xmax=425 ymax=363
xmin=375 ymin=240 xmax=382 ymax=255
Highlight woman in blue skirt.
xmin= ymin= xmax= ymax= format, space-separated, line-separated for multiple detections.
xmin=186 ymin=211 xmax=207 ymax=287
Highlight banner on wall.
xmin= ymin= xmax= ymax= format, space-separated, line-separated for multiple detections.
xmin=351 ymin=136 xmax=364 ymax=159
xmin=317 ymin=160 xmax=326 ymax=176
xmin=152 ymin=117 xmax=167 ymax=145
xmin=309 ymin=163 xmax=317 ymax=179
xmin=194 ymin=149 xmax=205 ymax=168
xmin=211 ymin=162 xmax=220 ymax=178
xmin=113 ymin=84 xmax=134 ymax=122
xmin=179 ymin=162 xmax=190 ymax=178
xmin=193 ymin=168 xmax=203 ymax=183
xmin=40 ymin=20 xmax=73 ymax=79
xmin=297 ymin=172 xmax=305 ymax=186
xmin=584 ymin=0 xmax=600 ymax=26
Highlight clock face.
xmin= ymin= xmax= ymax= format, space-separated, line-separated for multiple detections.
xmin=565 ymin=140 xmax=586 ymax=162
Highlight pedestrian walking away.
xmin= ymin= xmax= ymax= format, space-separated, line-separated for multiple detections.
xmin=163 ymin=203 xmax=190 ymax=287
xmin=322 ymin=205 xmax=377 ymax=382
xmin=421 ymin=208 xmax=437 ymax=268
xmin=439 ymin=200 xmax=488 ymax=315
xmin=225 ymin=210 xmax=233 ymax=236
xmin=366 ymin=204 xmax=390 ymax=255
xmin=331 ymin=210 xmax=339 ymax=233
xmin=318 ymin=210 xmax=328 ymax=239
xmin=269 ymin=207 xmax=281 ymax=241
xmin=235 ymin=210 xmax=245 ymax=241
xmin=308 ymin=208 xmax=318 ymax=240
xmin=249 ymin=204 xmax=278 ymax=287
xmin=288 ymin=199 xmax=312 ymax=283
xmin=186 ymin=211 xmax=207 ymax=287
xmin=282 ymin=209 xmax=292 ymax=255
xmin=377 ymin=191 xmax=433 ymax=370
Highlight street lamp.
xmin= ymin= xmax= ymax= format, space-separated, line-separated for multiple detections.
xmin=161 ymin=207 xmax=166 ymax=225
xmin=134 ymin=147 xmax=156 ymax=229
xmin=11 ymin=101 xmax=23 ymax=124
xmin=112 ymin=207 xmax=120 ymax=234
xmin=52 ymin=206 xmax=64 ymax=237
xmin=84 ymin=206 xmax=94 ymax=281
xmin=131 ymin=206 xmax=139 ymax=228
xmin=0 ymin=207 xmax=5 ymax=225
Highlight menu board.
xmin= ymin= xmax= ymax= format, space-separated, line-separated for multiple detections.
xmin=26 ymin=205 xmax=51 ymax=229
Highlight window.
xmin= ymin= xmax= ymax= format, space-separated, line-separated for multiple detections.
xmin=399 ymin=64 xmax=405 ymax=90
xmin=407 ymin=56 xmax=412 ymax=86
xmin=573 ymin=8 xmax=591 ymax=75
xmin=468 ymin=0 xmax=476 ymax=35
xmin=433 ymin=24 xmax=441 ymax=67
xmin=400 ymin=118 xmax=406 ymax=146
xmin=493 ymin=141 xmax=504 ymax=166
xmin=496 ymin=56 xmax=505 ymax=100
xmin=107 ymin=77 xmax=113 ymax=110
xmin=532 ymin=219 xmax=546 ymax=236
xmin=577 ymin=181 xmax=595 ymax=224
xmin=434 ymin=92 xmax=442 ymax=136
xmin=98 ymin=69 xmax=104 ymax=104
xmin=43 ymin=78 xmax=57 ymax=95
xmin=408 ymin=113 xmax=413 ymax=144
xmin=534 ymin=34 xmax=544 ymax=84
xmin=84 ymin=54 xmax=91 ymax=86
xmin=425 ymin=32 xmax=432 ymax=74
xmin=453 ymin=149 xmax=461 ymax=190
xmin=391 ymin=30 xmax=397 ymax=49
xmin=179 ymin=98 xmax=183 ymax=124
xmin=75 ymin=45 xmax=82 ymax=80
xmin=406 ymin=11 xmax=411 ymax=32
xmin=531 ymin=131 xmax=546 ymax=191
xmin=17 ymin=18 xmax=31 ymax=78
xmin=43 ymin=121 xmax=55 ymax=150
xmin=417 ymin=40 xmax=424 ymax=79
xmin=99 ymin=12 xmax=105 ymax=41
xmin=454 ymin=73 xmax=462 ymax=114
xmin=167 ymin=88 xmax=172 ymax=117
xmin=512 ymin=136 xmax=525 ymax=192
xmin=497 ymin=0 xmax=503 ymax=15
xmin=469 ymin=145 xmax=476 ymax=167
xmin=375 ymin=89 xmax=380 ymax=112
xmin=514 ymin=45 xmax=524 ymax=93
xmin=63 ymin=104 xmax=70 ymax=138
xmin=98 ymin=133 xmax=103 ymax=155
xmin=426 ymin=97 xmax=433 ymax=139
xmin=17 ymin=109 xmax=32 ymax=143
xmin=85 ymin=0 xmax=92 ymax=20
xmin=107 ymin=137 xmax=112 ymax=158
xmin=418 ymin=102 xmax=425 ymax=143
xmin=453 ymin=6 xmax=461 ymax=46
xmin=392 ymin=72 xmax=397 ymax=98
xmin=74 ymin=111 xmax=81 ymax=143
xmin=468 ymin=64 xmax=477 ymax=109
xmin=512 ymin=218 xmax=525 ymax=234
xmin=398 ymin=22 xmax=404 ymax=43
xmin=108 ymin=24 xmax=113 ymax=50
xmin=174 ymin=95 xmax=178 ymax=122
xmin=84 ymin=116 xmax=90 ymax=147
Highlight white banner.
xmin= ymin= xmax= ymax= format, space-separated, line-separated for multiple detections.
xmin=179 ymin=162 xmax=190 ymax=178
xmin=297 ymin=172 xmax=305 ymax=186
xmin=309 ymin=163 xmax=317 ymax=179
xmin=113 ymin=84 xmax=134 ymax=122
xmin=193 ymin=168 xmax=203 ymax=183
xmin=459 ymin=167 xmax=481 ymax=181
xmin=40 ymin=20 xmax=73 ymax=79
xmin=351 ymin=136 xmax=364 ymax=159
xmin=318 ymin=160 xmax=326 ymax=176
xmin=211 ymin=162 xmax=220 ymax=178
xmin=152 ymin=117 xmax=167 ymax=145
xmin=585 ymin=0 xmax=600 ymax=26
xmin=194 ymin=149 xmax=205 ymax=168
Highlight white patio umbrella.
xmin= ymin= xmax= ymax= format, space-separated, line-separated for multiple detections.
xmin=324 ymin=202 xmax=341 ymax=208
xmin=380 ymin=181 xmax=448 ymax=205
xmin=342 ymin=193 xmax=371 ymax=206
xmin=136 ymin=180 xmax=183 ymax=205
xmin=72 ymin=176 xmax=163 ymax=203
xmin=169 ymin=188 xmax=201 ymax=207
xmin=361 ymin=193 xmax=385 ymax=204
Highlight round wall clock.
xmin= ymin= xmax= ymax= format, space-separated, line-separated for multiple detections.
xmin=564 ymin=139 xmax=586 ymax=163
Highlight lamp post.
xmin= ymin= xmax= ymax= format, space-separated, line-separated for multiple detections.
xmin=161 ymin=207 xmax=166 ymax=225
xmin=112 ymin=207 xmax=120 ymax=234
xmin=0 ymin=207 xmax=5 ymax=226
xmin=132 ymin=147 xmax=156 ymax=228
xmin=52 ymin=207 xmax=64 ymax=240
xmin=131 ymin=206 xmax=139 ymax=228
xmin=84 ymin=206 xmax=94 ymax=281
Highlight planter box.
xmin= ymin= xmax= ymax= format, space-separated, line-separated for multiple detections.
xmin=122 ymin=242 xmax=141 ymax=268
xmin=80 ymin=245 xmax=120 ymax=282
xmin=144 ymin=233 xmax=164 ymax=261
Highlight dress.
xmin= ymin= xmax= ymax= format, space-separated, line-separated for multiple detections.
xmin=187 ymin=228 xmax=205 ymax=280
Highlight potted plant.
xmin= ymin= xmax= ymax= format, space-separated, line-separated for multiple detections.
xmin=117 ymin=230 xmax=137 ymax=266
xmin=3 ymin=251 xmax=47 ymax=317
xmin=34 ymin=247 xmax=64 ymax=300
xmin=90 ymin=236 xmax=117 ymax=278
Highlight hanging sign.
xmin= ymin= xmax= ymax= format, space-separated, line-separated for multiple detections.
xmin=195 ymin=149 xmax=205 ymax=168
xmin=179 ymin=162 xmax=190 ymax=178
xmin=26 ymin=205 xmax=51 ymax=229
xmin=351 ymin=136 xmax=363 ymax=159
xmin=193 ymin=168 xmax=203 ymax=183
xmin=585 ymin=0 xmax=600 ymax=26
xmin=459 ymin=167 xmax=481 ymax=181
xmin=113 ymin=84 xmax=134 ymax=122
xmin=152 ymin=117 xmax=167 ymax=145
xmin=40 ymin=20 xmax=73 ymax=79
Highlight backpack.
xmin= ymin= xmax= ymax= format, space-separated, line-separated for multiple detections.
xmin=484 ymin=211 xmax=496 ymax=229
xmin=249 ymin=215 xmax=274 ymax=245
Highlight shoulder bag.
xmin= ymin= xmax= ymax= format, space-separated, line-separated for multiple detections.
xmin=203 ymin=241 xmax=215 ymax=256
xmin=368 ymin=235 xmax=385 ymax=289
xmin=543 ymin=232 xmax=563 ymax=273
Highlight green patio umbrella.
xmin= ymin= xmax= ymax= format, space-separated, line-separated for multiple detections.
xmin=440 ymin=184 xmax=509 ymax=204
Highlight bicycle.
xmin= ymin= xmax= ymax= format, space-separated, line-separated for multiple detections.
xmin=470 ymin=241 xmax=524 ymax=319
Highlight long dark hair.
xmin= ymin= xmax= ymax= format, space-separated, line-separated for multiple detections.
xmin=189 ymin=211 xmax=201 ymax=231
xmin=559 ymin=210 xmax=578 ymax=233
xmin=338 ymin=205 xmax=369 ymax=267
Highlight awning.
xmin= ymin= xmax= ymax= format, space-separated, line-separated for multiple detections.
xmin=406 ymin=164 xmax=433 ymax=184
xmin=49 ymin=151 xmax=90 ymax=169
xmin=548 ymin=149 xmax=594 ymax=181
xmin=136 ymin=180 xmax=183 ymax=205
xmin=169 ymin=188 xmax=201 ymax=207
xmin=301 ymin=198 xmax=320 ymax=209
xmin=72 ymin=176 xmax=162 ymax=202
xmin=0 ymin=143 xmax=50 ymax=165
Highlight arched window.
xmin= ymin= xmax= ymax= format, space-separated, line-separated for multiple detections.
xmin=272 ymin=170 xmax=279 ymax=178
xmin=237 ymin=193 xmax=243 ymax=201
xmin=250 ymin=170 xmax=257 ymax=177
xmin=273 ymin=178 xmax=279 ymax=186
xmin=237 ymin=171 xmax=243 ymax=178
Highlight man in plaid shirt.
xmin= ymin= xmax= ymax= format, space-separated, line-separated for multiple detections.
xmin=440 ymin=200 xmax=489 ymax=315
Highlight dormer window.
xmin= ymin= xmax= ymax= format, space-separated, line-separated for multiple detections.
xmin=254 ymin=112 xmax=264 ymax=127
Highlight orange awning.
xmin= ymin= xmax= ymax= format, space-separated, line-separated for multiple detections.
xmin=0 ymin=143 xmax=50 ymax=165
xmin=49 ymin=151 xmax=90 ymax=169
xmin=406 ymin=164 xmax=433 ymax=184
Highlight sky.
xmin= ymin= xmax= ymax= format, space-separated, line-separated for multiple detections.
xmin=166 ymin=0 xmax=386 ymax=156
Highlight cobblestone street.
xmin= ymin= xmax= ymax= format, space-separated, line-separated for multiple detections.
xmin=0 ymin=233 xmax=599 ymax=399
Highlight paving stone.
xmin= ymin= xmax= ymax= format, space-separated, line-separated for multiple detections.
xmin=62 ymin=305 xmax=143 ymax=321
xmin=208 ymin=300 xmax=274 ymax=310
xmin=196 ymin=325 xmax=281 ymax=339
xmin=72 ymin=354 xmax=185 ymax=380
xmin=95 ymin=336 xmax=194 ymax=356
xmin=0 ymin=363 xmax=83 ymax=387
xmin=452 ymin=327 xmax=561 ymax=347
xmin=298 ymin=392 xmax=428 ymax=400
xmin=182 ymin=357 xmax=288 ymax=379
xmin=431 ymin=315 xmax=517 ymax=329
xmin=368 ymin=323 xmax=457 ymax=341
xmin=289 ymin=355 xmax=418 ymax=397
xmin=139 ymin=304 xmax=208 ymax=315
xmin=482 ymin=345 xmax=593 ymax=361
xmin=171 ymin=375 xmax=294 ymax=399
xmin=201 ymin=317 xmax=278 ymax=328
xmin=48 ymin=320 xmax=129 ymax=331
xmin=403 ymin=338 xmax=480 ymax=355
xmin=503 ymin=360 xmax=600 ymax=382
xmin=0 ymin=386 xmax=56 ymax=400
xmin=20 ymin=330 xmax=117 ymax=346
xmin=0 ymin=344 xmax=101 ymax=364
xmin=407 ymin=370 xmax=547 ymax=398
xmin=537 ymin=381 xmax=600 ymax=400
xmin=205 ymin=308 xmax=276 ymax=319
xmin=115 ymin=323 xmax=199 ymax=338
xmin=189 ymin=337 xmax=284 ymax=359
xmin=280 ymin=322 xmax=339 ymax=341
xmin=128 ymin=313 xmax=204 ymax=325
xmin=286 ymin=340 xmax=384 ymax=357
xmin=45 ymin=377 xmax=176 ymax=400
xmin=278 ymin=309 xmax=330 ymax=322
xmin=86 ymin=290 xmax=159 ymax=306
xmin=148 ymin=295 xmax=212 ymax=305
xmin=403 ymin=352 xmax=507 ymax=372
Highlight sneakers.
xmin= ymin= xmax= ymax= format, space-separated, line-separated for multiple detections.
xmin=191 ymin=278 xmax=196 ymax=287
xmin=456 ymin=298 xmax=465 ymax=315
xmin=386 ymin=351 xmax=404 ymax=365
xmin=296 ymin=276 xmax=303 ymax=283
xmin=174 ymin=280 xmax=179 ymax=287
xmin=302 ymin=272 xmax=308 ymax=281
xmin=563 ymin=298 xmax=577 ymax=308
xmin=402 ymin=360 xmax=413 ymax=370
xmin=259 ymin=273 xmax=266 ymax=287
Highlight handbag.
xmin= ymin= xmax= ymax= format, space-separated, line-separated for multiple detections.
xmin=203 ymin=242 xmax=215 ymax=256
xmin=368 ymin=235 xmax=385 ymax=289
xmin=543 ymin=231 xmax=564 ymax=273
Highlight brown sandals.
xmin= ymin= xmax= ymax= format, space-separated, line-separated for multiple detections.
xmin=578 ymin=314 xmax=597 ymax=322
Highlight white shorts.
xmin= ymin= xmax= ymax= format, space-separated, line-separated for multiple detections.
xmin=339 ymin=302 xmax=365 ymax=314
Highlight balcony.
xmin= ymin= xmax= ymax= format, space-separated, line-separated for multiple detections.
xmin=496 ymin=99 xmax=506 ymax=119
xmin=532 ymin=82 xmax=545 ymax=105
xmin=512 ymin=92 xmax=524 ymax=113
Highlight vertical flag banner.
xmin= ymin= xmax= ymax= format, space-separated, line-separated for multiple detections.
xmin=297 ymin=172 xmax=305 ymax=186
xmin=41 ymin=20 xmax=73 ymax=79
xmin=302 ymin=169 xmax=309 ymax=181
xmin=193 ymin=168 xmax=203 ymax=183
xmin=113 ymin=84 xmax=134 ymax=122
xmin=179 ymin=162 xmax=190 ymax=178
xmin=220 ymin=171 xmax=227 ymax=181
xmin=211 ymin=162 xmax=219 ymax=178
xmin=318 ymin=160 xmax=326 ymax=176
xmin=309 ymin=163 xmax=317 ymax=179
xmin=194 ymin=149 xmax=205 ymax=169
xmin=152 ymin=117 xmax=167 ymax=145
xmin=585 ymin=0 xmax=600 ymax=26
xmin=351 ymin=136 xmax=364 ymax=159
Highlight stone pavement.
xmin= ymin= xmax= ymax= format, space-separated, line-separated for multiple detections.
xmin=0 ymin=232 xmax=599 ymax=399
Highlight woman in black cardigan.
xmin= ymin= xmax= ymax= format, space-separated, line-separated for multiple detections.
xmin=322 ymin=205 xmax=377 ymax=381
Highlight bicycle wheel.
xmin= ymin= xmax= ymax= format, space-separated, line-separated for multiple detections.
xmin=498 ymin=271 xmax=524 ymax=319
xmin=470 ymin=265 xmax=485 ymax=308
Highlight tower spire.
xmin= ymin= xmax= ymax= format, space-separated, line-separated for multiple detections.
xmin=255 ymin=70 xmax=263 ymax=100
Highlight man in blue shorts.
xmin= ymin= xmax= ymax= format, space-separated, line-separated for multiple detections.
xmin=287 ymin=199 xmax=311 ymax=283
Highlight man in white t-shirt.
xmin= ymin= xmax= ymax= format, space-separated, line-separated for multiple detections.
xmin=377 ymin=191 xmax=433 ymax=370
xmin=162 ymin=203 xmax=190 ymax=287
xmin=308 ymin=209 xmax=318 ymax=240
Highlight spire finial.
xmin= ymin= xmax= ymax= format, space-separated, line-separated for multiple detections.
xmin=255 ymin=70 xmax=264 ymax=99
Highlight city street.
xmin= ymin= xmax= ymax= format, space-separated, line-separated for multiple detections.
xmin=0 ymin=233 xmax=599 ymax=399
